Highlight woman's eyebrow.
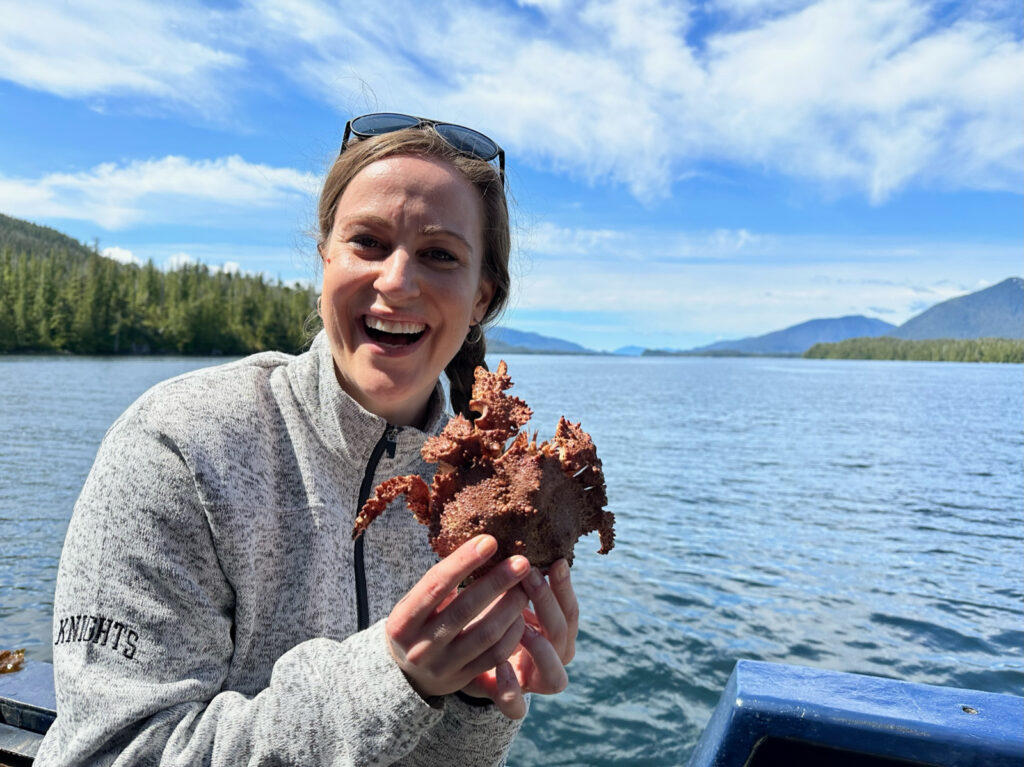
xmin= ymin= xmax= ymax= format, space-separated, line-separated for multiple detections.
xmin=420 ymin=224 xmax=472 ymax=250
xmin=336 ymin=217 xmax=471 ymax=249
xmin=336 ymin=214 xmax=391 ymax=230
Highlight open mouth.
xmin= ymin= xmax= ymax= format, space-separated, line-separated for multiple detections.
xmin=363 ymin=316 xmax=427 ymax=347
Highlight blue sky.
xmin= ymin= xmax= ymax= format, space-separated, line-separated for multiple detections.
xmin=0 ymin=0 xmax=1020 ymax=352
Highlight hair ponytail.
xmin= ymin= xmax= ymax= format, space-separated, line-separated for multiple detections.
xmin=446 ymin=327 xmax=488 ymax=419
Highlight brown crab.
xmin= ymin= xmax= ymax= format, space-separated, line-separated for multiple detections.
xmin=352 ymin=361 xmax=615 ymax=578
xmin=0 ymin=648 xmax=25 ymax=674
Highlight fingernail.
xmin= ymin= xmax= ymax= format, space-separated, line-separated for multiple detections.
xmin=476 ymin=535 xmax=495 ymax=556
xmin=555 ymin=560 xmax=570 ymax=580
xmin=527 ymin=567 xmax=543 ymax=588
xmin=510 ymin=556 xmax=530 ymax=575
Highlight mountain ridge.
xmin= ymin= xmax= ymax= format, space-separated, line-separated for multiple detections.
xmin=0 ymin=212 xmax=95 ymax=260
xmin=887 ymin=278 xmax=1023 ymax=340
xmin=688 ymin=315 xmax=896 ymax=355
xmin=485 ymin=327 xmax=594 ymax=354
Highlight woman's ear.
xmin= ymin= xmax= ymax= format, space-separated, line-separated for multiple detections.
xmin=472 ymin=278 xmax=495 ymax=325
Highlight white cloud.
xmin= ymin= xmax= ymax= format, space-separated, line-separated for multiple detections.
xmin=0 ymin=155 xmax=319 ymax=229
xmin=100 ymin=245 xmax=252 ymax=275
xmin=258 ymin=0 xmax=1023 ymax=202
xmin=170 ymin=257 xmax=244 ymax=275
xmin=517 ymin=0 xmax=568 ymax=10
xmin=214 ymin=261 xmax=242 ymax=275
xmin=0 ymin=0 xmax=242 ymax=112
xmin=165 ymin=252 xmax=196 ymax=270
xmin=505 ymin=270 xmax=1007 ymax=350
xmin=505 ymin=221 xmax=1021 ymax=347
xmin=2 ymin=0 xmax=1020 ymax=202
xmin=100 ymin=241 xmax=320 ymax=284
xmin=523 ymin=222 xmax=765 ymax=262
xmin=101 ymin=246 xmax=142 ymax=266
xmin=697 ymin=0 xmax=1024 ymax=201
xmin=709 ymin=0 xmax=817 ymax=23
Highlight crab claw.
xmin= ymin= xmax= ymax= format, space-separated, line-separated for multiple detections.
xmin=353 ymin=475 xmax=431 ymax=539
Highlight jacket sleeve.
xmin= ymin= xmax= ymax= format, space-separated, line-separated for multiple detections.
xmin=35 ymin=412 xmax=522 ymax=766
xmin=394 ymin=693 xmax=529 ymax=767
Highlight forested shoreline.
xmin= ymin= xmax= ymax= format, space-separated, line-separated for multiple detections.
xmin=804 ymin=336 xmax=1024 ymax=363
xmin=1 ymin=214 xmax=319 ymax=356
xmin=2 ymin=214 xmax=1021 ymax=362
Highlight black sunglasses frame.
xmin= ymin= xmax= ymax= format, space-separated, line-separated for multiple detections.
xmin=340 ymin=112 xmax=505 ymax=180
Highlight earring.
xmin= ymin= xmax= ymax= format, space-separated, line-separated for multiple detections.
xmin=316 ymin=295 xmax=322 ymax=317
xmin=467 ymin=324 xmax=483 ymax=344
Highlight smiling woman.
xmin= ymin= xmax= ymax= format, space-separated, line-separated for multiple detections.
xmin=34 ymin=117 xmax=577 ymax=767
xmin=318 ymin=153 xmax=493 ymax=427
xmin=316 ymin=126 xmax=512 ymax=424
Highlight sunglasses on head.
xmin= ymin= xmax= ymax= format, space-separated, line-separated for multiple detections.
xmin=340 ymin=112 xmax=505 ymax=180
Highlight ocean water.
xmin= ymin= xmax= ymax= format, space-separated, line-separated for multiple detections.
xmin=2 ymin=353 xmax=1022 ymax=765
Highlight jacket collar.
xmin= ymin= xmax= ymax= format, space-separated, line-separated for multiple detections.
xmin=289 ymin=330 xmax=447 ymax=471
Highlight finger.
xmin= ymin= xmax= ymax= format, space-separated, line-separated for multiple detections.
xmin=522 ymin=567 xmax=568 ymax=657
xmin=461 ymin=667 xmax=498 ymax=702
xmin=459 ymin=612 xmax=525 ymax=680
xmin=548 ymin=559 xmax=579 ymax=663
xmin=520 ymin=624 xmax=568 ymax=694
xmin=494 ymin=661 xmax=527 ymax=720
xmin=443 ymin=586 xmax=527 ymax=672
xmin=425 ymin=555 xmax=530 ymax=646
xmin=388 ymin=535 xmax=498 ymax=641
xmin=397 ymin=558 xmax=530 ymax=690
xmin=521 ymin=607 xmax=540 ymax=630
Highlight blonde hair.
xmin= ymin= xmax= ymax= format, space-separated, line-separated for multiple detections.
xmin=316 ymin=128 xmax=510 ymax=419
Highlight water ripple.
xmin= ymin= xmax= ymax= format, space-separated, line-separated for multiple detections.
xmin=2 ymin=354 xmax=1022 ymax=764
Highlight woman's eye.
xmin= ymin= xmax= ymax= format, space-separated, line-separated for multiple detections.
xmin=423 ymin=248 xmax=457 ymax=264
xmin=351 ymin=234 xmax=383 ymax=250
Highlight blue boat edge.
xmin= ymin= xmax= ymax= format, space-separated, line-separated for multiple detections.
xmin=0 ymin=659 xmax=54 ymax=765
xmin=687 ymin=659 xmax=1024 ymax=766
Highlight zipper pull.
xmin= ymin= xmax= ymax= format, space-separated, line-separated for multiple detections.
xmin=384 ymin=425 xmax=399 ymax=459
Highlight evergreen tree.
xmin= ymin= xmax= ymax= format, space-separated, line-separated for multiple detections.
xmin=0 ymin=215 xmax=319 ymax=356
xmin=804 ymin=336 xmax=1024 ymax=363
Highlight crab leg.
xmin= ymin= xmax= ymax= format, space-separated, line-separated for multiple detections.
xmin=352 ymin=475 xmax=430 ymax=539
xmin=596 ymin=511 xmax=616 ymax=555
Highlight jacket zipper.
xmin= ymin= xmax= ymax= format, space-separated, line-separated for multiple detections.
xmin=354 ymin=424 xmax=399 ymax=631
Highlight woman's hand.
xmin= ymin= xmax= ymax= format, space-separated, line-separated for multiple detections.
xmin=385 ymin=535 xmax=530 ymax=705
xmin=462 ymin=558 xmax=580 ymax=719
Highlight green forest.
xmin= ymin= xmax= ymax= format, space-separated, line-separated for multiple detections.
xmin=0 ymin=214 xmax=319 ymax=355
xmin=804 ymin=336 xmax=1024 ymax=363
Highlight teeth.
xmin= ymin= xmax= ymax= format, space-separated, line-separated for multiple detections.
xmin=365 ymin=316 xmax=426 ymax=335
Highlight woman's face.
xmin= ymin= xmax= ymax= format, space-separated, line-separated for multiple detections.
xmin=320 ymin=154 xmax=494 ymax=427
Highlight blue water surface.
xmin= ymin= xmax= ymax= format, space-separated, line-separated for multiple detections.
xmin=1 ymin=353 xmax=1021 ymax=765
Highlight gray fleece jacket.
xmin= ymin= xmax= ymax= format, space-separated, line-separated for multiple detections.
xmin=35 ymin=330 xmax=525 ymax=766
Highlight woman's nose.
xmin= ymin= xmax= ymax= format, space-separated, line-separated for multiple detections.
xmin=373 ymin=249 xmax=419 ymax=299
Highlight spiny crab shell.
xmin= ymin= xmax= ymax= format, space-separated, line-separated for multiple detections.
xmin=352 ymin=361 xmax=615 ymax=578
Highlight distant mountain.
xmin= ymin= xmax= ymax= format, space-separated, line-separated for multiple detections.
xmin=687 ymin=315 xmax=896 ymax=355
xmin=0 ymin=212 xmax=94 ymax=259
xmin=613 ymin=345 xmax=645 ymax=356
xmin=485 ymin=327 xmax=594 ymax=354
xmin=888 ymin=278 xmax=1023 ymax=340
